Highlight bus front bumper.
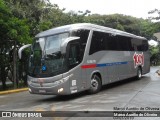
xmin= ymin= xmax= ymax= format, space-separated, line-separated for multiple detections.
xmin=27 ymin=75 xmax=71 ymax=95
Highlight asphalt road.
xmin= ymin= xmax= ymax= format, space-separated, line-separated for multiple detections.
xmin=0 ymin=66 xmax=160 ymax=120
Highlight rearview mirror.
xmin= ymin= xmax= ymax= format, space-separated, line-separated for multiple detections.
xmin=18 ymin=44 xmax=31 ymax=59
xmin=60 ymin=37 xmax=80 ymax=54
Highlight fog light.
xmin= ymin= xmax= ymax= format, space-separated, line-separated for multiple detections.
xmin=58 ymin=88 xmax=63 ymax=93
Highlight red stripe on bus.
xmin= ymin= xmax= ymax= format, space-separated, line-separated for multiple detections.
xmin=81 ymin=64 xmax=96 ymax=69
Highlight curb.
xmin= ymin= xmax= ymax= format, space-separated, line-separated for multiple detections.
xmin=0 ymin=88 xmax=28 ymax=95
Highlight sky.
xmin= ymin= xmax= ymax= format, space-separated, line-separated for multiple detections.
xmin=50 ymin=0 xmax=160 ymax=19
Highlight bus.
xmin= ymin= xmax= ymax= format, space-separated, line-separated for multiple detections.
xmin=18 ymin=23 xmax=150 ymax=95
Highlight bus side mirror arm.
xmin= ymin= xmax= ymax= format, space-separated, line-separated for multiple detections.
xmin=60 ymin=37 xmax=80 ymax=54
xmin=18 ymin=44 xmax=31 ymax=59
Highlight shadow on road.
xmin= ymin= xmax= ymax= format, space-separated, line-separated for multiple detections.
xmin=35 ymin=91 xmax=88 ymax=103
xmin=35 ymin=76 xmax=148 ymax=103
xmin=101 ymin=76 xmax=145 ymax=91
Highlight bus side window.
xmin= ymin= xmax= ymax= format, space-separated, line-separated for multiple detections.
xmin=89 ymin=31 xmax=104 ymax=55
xmin=131 ymin=38 xmax=149 ymax=51
xmin=105 ymin=33 xmax=118 ymax=51
xmin=68 ymin=43 xmax=80 ymax=68
xmin=142 ymin=40 xmax=149 ymax=51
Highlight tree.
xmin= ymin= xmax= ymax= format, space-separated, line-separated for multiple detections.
xmin=6 ymin=0 xmax=53 ymax=36
xmin=149 ymin=45 xmax=160 ymax=65
xmin=0 ymin=0 xmax=31 ymax=89
xmin=148 ymin=9 xmax=160 ymax=66
xmin=84 ymin=14 xmax=154 ymax=38
xmin=148 ymin=9 xmax=160 ymax=20
xmin=148 ymin=9 xmax=160 ymax=36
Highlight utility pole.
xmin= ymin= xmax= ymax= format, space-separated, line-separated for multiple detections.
xmin=13 ymin=40 xmax=17 ymax=89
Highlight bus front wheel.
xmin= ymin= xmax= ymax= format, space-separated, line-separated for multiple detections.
xmin=88 ymin=74 xmax=102 ymax=94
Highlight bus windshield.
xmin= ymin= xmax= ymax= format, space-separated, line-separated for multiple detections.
xmin=28 ymin=33 xmax=69 ymax=77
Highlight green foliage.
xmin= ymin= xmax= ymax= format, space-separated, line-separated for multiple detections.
xmin=148 ymin=8 xmax=160 ymax=34
xmin=0 ymin=0 xmax=32 ymax=89
xmin=7 ymin=18 xmax=32 ymax=44
xmin=84 ymin=14 xmax=156 ymax=38
xmin=6 ymin=0 xmax=86 ymax=35
xmin=0 ymin=0 xmax=32 ymax=44
xmin=149 ymin=45 xmax=160 ymax=65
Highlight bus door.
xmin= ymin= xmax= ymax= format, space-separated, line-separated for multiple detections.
xmin=67 ymin=42 xmax=84 ymax=93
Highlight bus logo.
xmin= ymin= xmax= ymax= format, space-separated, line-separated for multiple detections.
xmin=38 ymin=78 xmax=44 ymax=87
xmin=133 ymin=52 xmax=144 ymax=68
xmin=42 ymin=65 xmax=46 ymax=71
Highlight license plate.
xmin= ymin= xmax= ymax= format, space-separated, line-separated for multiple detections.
xmin=39 ymin=90 xmax=46 ymax=93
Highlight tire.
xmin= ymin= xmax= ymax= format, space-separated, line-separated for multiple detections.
xmin=136 ymin=67 xmax=142 ymax=80
xmin=88 ymin=74 xmax=102 ymax=94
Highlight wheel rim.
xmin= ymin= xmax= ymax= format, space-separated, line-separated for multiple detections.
xmin=91 ymin=77 xmax=98 ymax=91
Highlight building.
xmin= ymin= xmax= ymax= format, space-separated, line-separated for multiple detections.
xmin=154 ymin=32 xmax=160 ymax=41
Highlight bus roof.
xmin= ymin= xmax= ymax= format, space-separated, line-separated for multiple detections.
xmin=35 ymin=23 xmax=146 ymax=40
